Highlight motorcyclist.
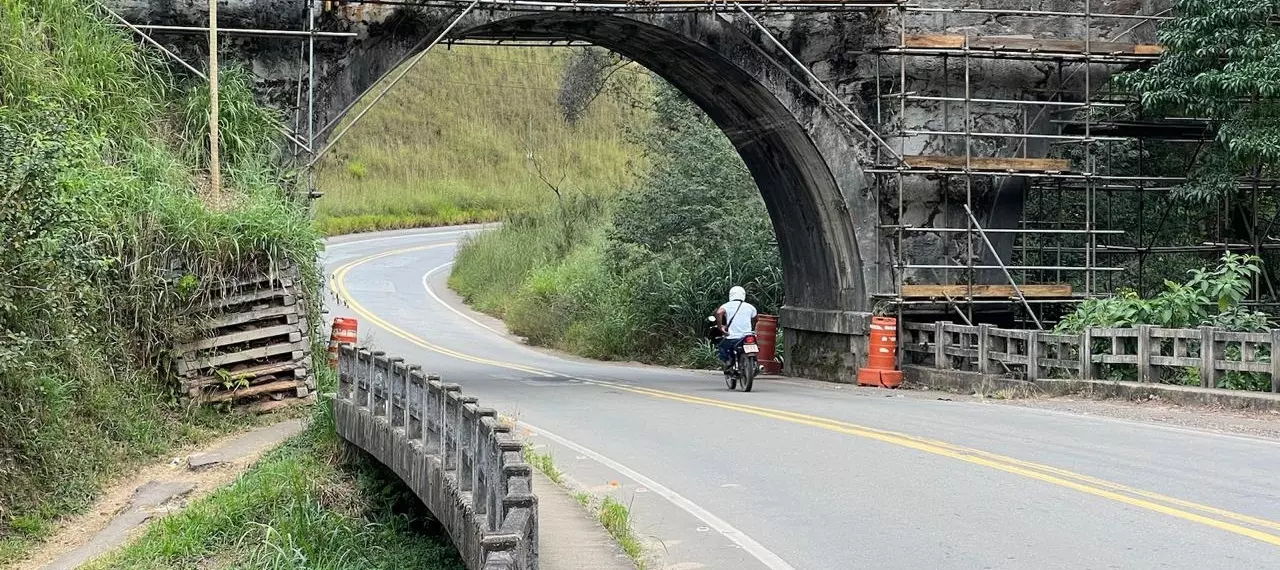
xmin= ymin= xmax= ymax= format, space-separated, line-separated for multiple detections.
xmin=715 ymin=286 xmax=758 ymax=373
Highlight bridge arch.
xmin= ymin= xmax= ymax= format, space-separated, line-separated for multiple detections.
xmin=314 ymin=9 xmax=885 ymax=377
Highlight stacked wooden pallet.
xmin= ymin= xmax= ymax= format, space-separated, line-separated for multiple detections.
xmin=174 ymin=272 xmax=314 ymax=409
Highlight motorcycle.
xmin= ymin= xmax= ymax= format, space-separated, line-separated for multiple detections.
xmin=706 ymin=315 xmax=759 ymax=392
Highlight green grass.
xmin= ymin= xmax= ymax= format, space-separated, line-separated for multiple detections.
xmin=598 ymin=497 xmax=646 ymax=568
xmin=88 ymin=398 xmax=464 ymax=570
xmin=313 ymin=46 xmax=650 ymax=235
xmin=0 ymin=0 xmax=321 ymax=559
xmin=522 ymin=447 xmax=564 ymax=485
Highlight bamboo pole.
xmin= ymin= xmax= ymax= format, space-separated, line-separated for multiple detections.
xmin=208 ymin=0 xmax=221 ymax=202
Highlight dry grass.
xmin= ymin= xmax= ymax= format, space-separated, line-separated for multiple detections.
xmin=313 ymin=46 xmax=651 ymax=235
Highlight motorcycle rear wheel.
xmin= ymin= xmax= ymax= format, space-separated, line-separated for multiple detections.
xmin=740 ymin=354 xmax=756 ymax=392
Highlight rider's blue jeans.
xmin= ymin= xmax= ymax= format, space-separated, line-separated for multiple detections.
xmin=718 ymin=337 xmax=744 ymax=365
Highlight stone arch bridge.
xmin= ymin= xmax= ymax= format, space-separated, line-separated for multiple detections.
xmin=110 ymin=0 xmax=1164 ymax=380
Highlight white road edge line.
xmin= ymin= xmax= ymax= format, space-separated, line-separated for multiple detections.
xmin=326 ymin=230 xmax=468 ymax=249
xmin=421 ymin=261 xmax=512 ymax=338
xmin=520 ymin=422 xmax=797 ymax=570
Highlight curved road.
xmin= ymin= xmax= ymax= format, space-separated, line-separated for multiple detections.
xmin=324 ymin=227 xmax=1280 ymax=570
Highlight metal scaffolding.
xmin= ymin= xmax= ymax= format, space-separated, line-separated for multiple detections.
xmin=871 ymin=2 xmax=1279 ymax=327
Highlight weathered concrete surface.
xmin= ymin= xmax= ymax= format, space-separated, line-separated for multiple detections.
xmin=335 ymin=349 xmax=539 ymax=569
xmin=906 ymin=365 xmax=1280 ymax=412
xmin=42 ymin=482 xmax=194 ymax=570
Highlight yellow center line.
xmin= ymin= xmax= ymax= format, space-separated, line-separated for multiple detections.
xmin=333 ymin=244 xmax=1280 ymax=548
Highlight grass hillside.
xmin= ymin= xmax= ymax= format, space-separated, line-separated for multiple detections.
xmin=314 ymin=46 xmax=650 ymax=235
xmin=0 ymin=0 xmax=319 ymax=560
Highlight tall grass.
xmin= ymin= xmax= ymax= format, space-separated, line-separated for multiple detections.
xmin=0 ymin=0 xmax=320 ymax=559
xmin=313 ymin=46 xmax=650 ymax=235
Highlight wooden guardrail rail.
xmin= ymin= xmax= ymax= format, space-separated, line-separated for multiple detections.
xmin=335 ymin=345 xmax=538 ymax=569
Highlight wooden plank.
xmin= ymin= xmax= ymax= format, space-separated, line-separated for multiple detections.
xmin=206 ymin=287 xmax=295 ymax=310
xmin=971 ymin=37 xmax=1162 ymax=55
xmin=186 ymin=360 xmax=306 ymax=388
xmin=205 ymin=304 xmax=301 ymax=329
xmin=176 ymin=324 xmax=301 ymax=353
xmin=205 ymin=380 xmax=305 ymax=403
xmin=903 ymin=34 xmax=964 ymax=49
xmin=245 ymin=392 xmax=316 ymax=414
xmin=177 ymin=341 xmax=306 ymax=373
xmin=901 ymin=284 xmax=1072 ymax=298
xmin=903 ymin=155 xmax=1073 ymax=172
xmin=902 ymin=35 xmax=1163 ymax=56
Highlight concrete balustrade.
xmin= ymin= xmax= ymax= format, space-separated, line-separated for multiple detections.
xmin=335 ymin=345 xmax=538 ymax=569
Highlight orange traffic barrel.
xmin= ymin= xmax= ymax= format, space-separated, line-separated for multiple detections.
xmin=328 ymin=317 xmax=358 ymax=368
xmin=858 ymin=316 xmax=903 ymax=388
xmin=755 ymin=314 xmax=782 ymax=374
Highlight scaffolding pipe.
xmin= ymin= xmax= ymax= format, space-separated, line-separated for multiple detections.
xmin=98 ymin=2 xmax=206 ymax=78
xmin=906 ymin=6 xmax=1170 ymax=20
xmin=119 ymin=24 xmax=358 ymax=38
xmin=308 ymin=1 xmax=480 ymax=169
xmin=340 ymin=0 xmax=901 ymax=11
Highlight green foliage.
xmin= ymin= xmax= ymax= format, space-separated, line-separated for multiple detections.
xmin=313 ymin=45 xmax=650 ymax=235
xmin=450 ymin=80 xmax=782 ymax=366
xmin=88 ymin=399 xmax=464 ymax=570
xmin=1113 ymin=0 xmax=1280 ymax=198
xmin=0 ymin=0 xmax=320 ymax=555
xmin=1056 ymin=253 xmax=1269 ymax=332
xmin=1056 ymin=254 xmax=1272 ymax=389
xmin=597 ymin=496 xmax=645 ymax=567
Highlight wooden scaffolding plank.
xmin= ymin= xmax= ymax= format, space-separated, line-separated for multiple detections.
xmin=901 ymin=284 xmax=1073 ymax=298
xmin=185 ymin=360 xmax=307 ymax=389
xmin=205 ymin=380 xmax=306 ymax=403
xmin=177 ymin=340 xmax=307 ymax=374
xmin=903 ymin=34 xmax=1163 ymax=56
xmin=176 ymin=324 xmax=303 ymax=354
xmin=205 ymin=304 xmax=300 ymax=330
xmin=903 ymin=155 xmax=1072 ymax=172
xmin=206 ymin=287 xmax=295 ymax=311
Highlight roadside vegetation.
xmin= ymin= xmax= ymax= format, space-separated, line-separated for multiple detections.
xmin=313 ymin=46 xmax=649 ymax=235
xmin=88 ymin=388 xmax=464 ymax=570
xmin=1048 ymin=0 xmax=1279 ymax=389
xmin=450 ymin=78 xmax=782 ymax=367
xmin=0 ymin=0 xmax=321 ymax=560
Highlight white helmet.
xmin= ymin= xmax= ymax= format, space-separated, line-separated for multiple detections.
xmin=729 ymin=286 xmax=746 ymax=301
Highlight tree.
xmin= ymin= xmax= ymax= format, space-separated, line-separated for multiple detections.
xmin=1113 ymin=0 xmax=1280 ymax=201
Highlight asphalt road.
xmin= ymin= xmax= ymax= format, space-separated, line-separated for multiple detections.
xmin=324 ymin=227 xmax=1280 ymax=570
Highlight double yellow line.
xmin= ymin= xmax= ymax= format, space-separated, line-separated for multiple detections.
xmin=332 ymin=244 xmax=1280 ymax=548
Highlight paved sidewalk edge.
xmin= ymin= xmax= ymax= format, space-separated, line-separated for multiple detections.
xmin=533 ymin=470 xmax=637 ymax=570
